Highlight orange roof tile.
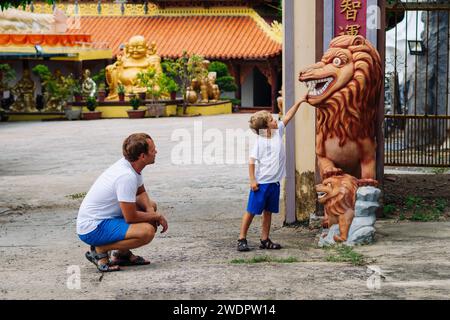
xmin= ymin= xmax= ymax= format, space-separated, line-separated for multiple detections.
xmin=68 ymin=16 xmax=281 ymax=60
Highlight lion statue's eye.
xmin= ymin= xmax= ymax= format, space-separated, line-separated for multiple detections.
xmin=333 ymin=57 xmax=342 ymax=66
xmin=327 ymin=183 xmax=332 ymax=187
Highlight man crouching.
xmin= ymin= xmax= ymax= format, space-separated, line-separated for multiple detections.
xmin=77 ymin=133 xmax=168 ymax=272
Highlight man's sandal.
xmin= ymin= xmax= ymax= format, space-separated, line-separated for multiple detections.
xmin=85 ymin=248 xmax=121 ymax=272
xmin=110 ymin=250 xmax=150 ymax=266
xmin=259 ymin=238 xmax=282 ymax=250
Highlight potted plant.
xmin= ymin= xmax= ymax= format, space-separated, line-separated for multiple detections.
xmin=97 ymin=83 xmax=106 ymax=102
xmin=164 ymin=76 xmax=179 ymax=100
xmin=127 ymin=95 xmax=146 ymax=118
xmin=137 ymin=68 xmax=167 ymax=117
xmin=117 ymin=83 xmax=126 ymax=102
xmin=73 ymin=82 xmax=82 ymax=102
xmin=83 ymin=96 xmax=102 ymax=120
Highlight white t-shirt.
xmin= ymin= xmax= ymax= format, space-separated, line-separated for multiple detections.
xmin=249 ymin=121 xmax=286 ymax=184
xmin=77 ymin=158 xmax=144 ymax=235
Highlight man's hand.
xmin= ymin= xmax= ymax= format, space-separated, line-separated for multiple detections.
xmin=157 ymin=214 xmax=168 ymax=233
xmin=150 ymin=200 xmax=158 ymax=212
xmin=250 ymin=179 xmax=259 ymax=192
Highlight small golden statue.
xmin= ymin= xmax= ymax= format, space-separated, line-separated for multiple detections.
xmin=81 ymin=69 xmax=96 ymax=99
xmin=105 ymin=36 xmax=162 ymax=100
xmin=277 ymin=86 xmax=283 ymax=112
xmin=10 ymin=69 xmax=37 ymax=112
xmin=190 ymin=60 xmax=221 ymax=104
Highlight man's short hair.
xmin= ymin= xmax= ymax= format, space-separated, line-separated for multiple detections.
xmin=122 ymin=133 xmax=152 ymax=162
xmin=249 ymin=110 xmax=271 ymax=135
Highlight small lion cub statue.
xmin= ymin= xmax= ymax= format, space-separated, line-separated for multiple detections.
xmin=316 ymin=174 xmax=358 ymax=243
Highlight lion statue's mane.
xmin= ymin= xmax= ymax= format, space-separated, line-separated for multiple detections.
xmin=321 ymin=175 xmax=358 ymax=218
xmin=316 ymin=36 xmax=383 ymax=152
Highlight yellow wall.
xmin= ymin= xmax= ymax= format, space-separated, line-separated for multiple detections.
xmin=293 ymin=0 xmax=316 ymax=173
xmin=282 ymin=0 xmax=317 ymax=222
xmin=81 ymin=106 xmax=147 ymax=118
xmin=177 ymin=102 xmax=232 ymax=116
xmin=80 ymin=102 xmax=231 ymax=118
xmin=6 ymin=114 xmax=64 ymax=121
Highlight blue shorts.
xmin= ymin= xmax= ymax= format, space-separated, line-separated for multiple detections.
xmin=78 ymin=218 xmax=130 ymax=247
xmin=246 ymin=182 xmax=280 ymax=215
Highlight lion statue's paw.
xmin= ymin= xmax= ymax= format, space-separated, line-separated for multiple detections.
xmin=322 ymin=167 xmax=344 ymax=179
xmin=357 ymin=179 xmax=379 ymax=187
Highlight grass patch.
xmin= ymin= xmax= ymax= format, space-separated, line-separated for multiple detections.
xmin=406 ymin=196 xmax=446 ymax=222
xmin=431 ymin=167 xmax=448 ymax=174
xmin=66 ymin=192 xmax=87 ymax=200
xmin=383 ymin=203 xmax=396 ymax=216
xmin=383 ymin=197 xmax=448 ymax=222
xmin=230 ymin=255 xmax=298 ymax=264
xmin=324 ymin=245 xmax=368 ymax=266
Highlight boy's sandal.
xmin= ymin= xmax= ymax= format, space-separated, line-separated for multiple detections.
xmin=259 ymin=238 xmax=282 ymax=250
xmin=110 ymin=250 xmax=150 ymax=266
xmin=237 ymin=238 xmax=250 ymax=252
xmin=85 ymin=249 xmax=121 ymax=272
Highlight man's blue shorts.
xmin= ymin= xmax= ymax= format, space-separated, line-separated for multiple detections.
xmin=78 ymin=218 xmax=130 ymax=247
xmin=246 ymin=182 xmax=280 ymax=215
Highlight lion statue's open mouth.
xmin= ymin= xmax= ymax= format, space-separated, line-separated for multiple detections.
xmin=304 ymin=76 xmax=335 ymax=97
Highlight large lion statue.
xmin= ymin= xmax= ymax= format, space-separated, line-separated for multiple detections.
xmin=316 ymin=174 xmax=358 ymax=242
xmin=298 ymin=35 xmax=383 ymax=183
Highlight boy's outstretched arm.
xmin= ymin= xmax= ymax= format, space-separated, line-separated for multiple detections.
xmin=282 ymin=95 xmax=307 ymax=126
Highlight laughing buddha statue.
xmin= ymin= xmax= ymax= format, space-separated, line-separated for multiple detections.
xmin=105 ymin=36 xmax=162 ymax=100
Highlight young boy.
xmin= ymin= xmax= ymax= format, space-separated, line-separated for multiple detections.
xmin=237 ymin=96 xmax=306 ymax=251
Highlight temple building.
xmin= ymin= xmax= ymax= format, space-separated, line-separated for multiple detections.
xmin=3 ymin=0 xmax=282 ymax=111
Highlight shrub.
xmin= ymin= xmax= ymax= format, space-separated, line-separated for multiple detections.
xmin=86 ymin=96 xmax=97 ymax=112
xmin=208 ymin=61 xmax=237 ymax=92
xmin=129 ymin=95 xmax=141 ymax=110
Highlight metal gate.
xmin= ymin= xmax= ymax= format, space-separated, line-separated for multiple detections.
xmin=384 ymin=0 xmax=450 ymax=167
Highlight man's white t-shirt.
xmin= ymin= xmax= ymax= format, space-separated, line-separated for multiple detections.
xmin=77 ymin=157 xmax=144 ymax=235
xmin=249 ymin=121 xmax=286 ymax=184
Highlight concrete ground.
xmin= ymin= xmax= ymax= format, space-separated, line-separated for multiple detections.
xmin=0 ymin=114 xmax=449 ymax=300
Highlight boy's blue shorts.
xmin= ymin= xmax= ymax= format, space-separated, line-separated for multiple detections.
xmin=78 ymin=217 xmax=130 ymax=247
xmin=246 ymin=182 xmax=280 ymax=215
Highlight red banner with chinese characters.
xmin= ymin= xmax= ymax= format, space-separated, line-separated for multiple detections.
xmin=334 ymin=0 xmax=367 ymax=37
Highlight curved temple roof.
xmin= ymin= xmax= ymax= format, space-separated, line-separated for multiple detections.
xmin=66 ymin=10 xmax=281 ymax=59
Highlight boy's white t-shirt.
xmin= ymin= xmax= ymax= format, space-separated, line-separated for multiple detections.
xmin=249 ymin=121 xmax=286 ymax=184
xmin=77 ymin=157 xmax=144 ymax=235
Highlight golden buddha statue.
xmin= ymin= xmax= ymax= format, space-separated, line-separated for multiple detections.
xmin=105 ymin=36 xmax=162 ymax=100
xmin=10 ymin=69 xmax=37 ymax=112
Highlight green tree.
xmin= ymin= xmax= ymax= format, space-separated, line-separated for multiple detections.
xmin=208 ymin=61 xmax=237 ymax=92
xmin=0 ymin=0 xmax=56 ymax=10
xmin=164 ymin=52 xmax=207 ymax=114
xmin=0 ymin=64 xmax=16 ymax=94
xmin=92 ymin=69 xmax=105 ymax=86
xmin=32 ymin=64 xmax=76 ymax=107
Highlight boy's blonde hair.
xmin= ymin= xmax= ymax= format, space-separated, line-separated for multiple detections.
xmin=249 ymin=110 xmax=271 ymax=135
